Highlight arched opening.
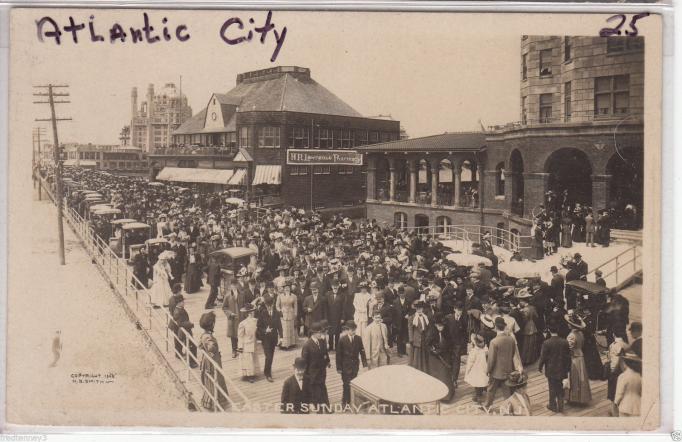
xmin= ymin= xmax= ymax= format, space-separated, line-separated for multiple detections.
xmin=415 ymin=214 xmax=430 ymax=233
xmin=606 ymin=147 xmax=643 ymax=229
xmin=510 ymin=150 xmax=524 ymax=217
xmin=438 ymin=159 xmax=454 ymax=206
xmin=495 ymin=162 xmax=506 ymax=196
xmin=496 ymin=222 xmax=505 ymax=246
xmin=545 ymin=148 xmax=593 ymax=210
xmin=394 ymin=211 xmax=408 ymax=229
xmin=436 ymin=215 xmax=452 ymax=234
xmin=460 ymin=159 xmax=479 ymax=208
xmin=375 ymin=157 xmax=390 ymax=201
xmin=394 ymin=159 xmax=410 ymax=202
xmin=417 ymin=159 xmax=431 ymax=204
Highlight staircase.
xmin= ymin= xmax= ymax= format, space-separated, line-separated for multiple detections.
xmin=611 ymin=229 xmax=643 ymax=245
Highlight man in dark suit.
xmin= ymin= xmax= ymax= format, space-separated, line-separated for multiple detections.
xmin=301 ymin=322 xmax=331 ymax=411
xmin=445 ymin=300 xmax=468 ymax=387
xmin=205 ymin=255 xmax=222 ymax=309
xmin=131 ymin=246 xmax=150 ymax=288
xmin=573 ymin=253 xmax=588 ymax=279
xmin=336 ymin=320 xmax=368 ymax=406
xmin=325 ymin=279 xmax=345 ymax=351
xmin=485 ymin=317 xmax=519 ymax=406
xmin=303 ymin=281 xmax=326 ymax=336
xmin=393 ymin=286 xmax=411 ymax=357
xmin=549 ymin=266 xmax=565 ymax=304
xmin=281 ymin=357 xmax=307 ymax=414
xmin=538 ymin=324 xmax=571 ymax=412
xmin=256 ymin=294 xmax=283 ymax=382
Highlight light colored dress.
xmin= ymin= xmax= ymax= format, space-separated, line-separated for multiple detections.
xmin=237 ymin=317 xmax=260 ymax=377
xmin=353 ymin=291 xmax=372 ymax=338
xmin=276 ymin=292 xmax=298 ymax=347
xmin=615 ymin=367 xmax=641 ymax=416
xmin=464 ymin=343 xmax=489 ymax=388
xmin=150 ymin=260 xmax=172 ymax=306
xmin=567 ymin=329 xmax=592 ymax=404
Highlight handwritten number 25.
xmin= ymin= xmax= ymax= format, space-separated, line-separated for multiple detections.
xmin=599 ymin=13 xmax=650 ymax=37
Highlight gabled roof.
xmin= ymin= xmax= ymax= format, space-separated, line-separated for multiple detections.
xmin=173 ymin=108 xmax=207 ymax=135
xmin=357 ymin=132 xmax=486 ymax=153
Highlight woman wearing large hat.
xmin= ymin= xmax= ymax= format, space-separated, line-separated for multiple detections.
xmin=237 ymin=303 xmax=260 ymax=383
xmin=499 ymin=371 xmax=532 ymax=416
xmin=565 ymin=310 xmax=592 ymax=405
xmin=276 ymin=277 xmax=298 ymax=349
xmin=198 ymin=311 xmax=230 ymax=410
xmin=614 ymin=347 xmax=642 ymax=416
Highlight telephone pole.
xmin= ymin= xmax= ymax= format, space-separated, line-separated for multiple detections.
xmin=33 ymin=127 xmax=47 ymax=200
xmin=34 ymin=84 xmax=71 ymax=266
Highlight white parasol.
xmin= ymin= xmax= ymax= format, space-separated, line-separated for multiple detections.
xmin=157 ymin=250 xmax=176 ymax=260
xmin=499 ymin=261 xmax=541 ymax=279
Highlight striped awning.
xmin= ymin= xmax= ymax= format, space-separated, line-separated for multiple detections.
xmin=252 ymin=165 xmax=281 ymax=185
xmin=228 ymin=168 xmax=247 ymax=186
xmin=156 ymin=167 xmax=234 ymax=184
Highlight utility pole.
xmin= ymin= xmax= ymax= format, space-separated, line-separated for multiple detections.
xmin=33 ymin=127 xmax=47 ymax=200
xmin=34 ymin=84 xmax=71 ymax=266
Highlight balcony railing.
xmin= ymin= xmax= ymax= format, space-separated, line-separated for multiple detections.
xmin=150 ymin=146 xmax=237 ymax=157
xmin=487 ymin=110 xmax=643 ymax=132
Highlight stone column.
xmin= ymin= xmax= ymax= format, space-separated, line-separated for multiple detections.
xmin=388 ymin=158 xmax=396 ymax=202
xmin=430 ymin=158 xmax=439 ymax=207
xmin=522 ymin=172 xmax=549 ymax=218
xmin=591 ymin=174 xmax=612 ymax=211
xmin=450 ymin=157 xmax=461 ymax=207
xmin=366 ymin=157 xmax=376 ymax=201
xmin=408 ymin=159 xmax=417 ymax=203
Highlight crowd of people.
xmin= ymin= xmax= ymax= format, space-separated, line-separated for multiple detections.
xmin=530 ymin=190 xmax=616 ymax=259
xmin=56 ymin=168 xmax=642 ymax=416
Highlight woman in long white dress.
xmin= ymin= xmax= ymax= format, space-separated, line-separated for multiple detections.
xmin=276 ymin=280 xmax=298 ymax=349
xmin=150 ymin=256 xmax=173 ymax=308
xmin=352 ymin=282 xmax=372 ymax=338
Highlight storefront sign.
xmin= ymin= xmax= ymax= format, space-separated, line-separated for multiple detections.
xmin=286 ymin=149 xmax=363 ymax=166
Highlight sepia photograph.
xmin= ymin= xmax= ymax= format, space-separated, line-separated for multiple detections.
xmin=6 ymin=8 xmax=662 ymax=431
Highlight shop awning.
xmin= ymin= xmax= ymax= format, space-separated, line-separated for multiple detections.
xmin=252 ymin=165 xmax=281 ymax=185
xmin=228 ymin=168 xmax=247 ymax=186
xmin=64 ymin=159 xmax=97 ymax=167
xmin=156 ymin=167 xmax=234 ymax=184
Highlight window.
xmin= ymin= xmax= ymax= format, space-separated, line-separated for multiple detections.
xmin=539 ymin=49 xmax=552 ymax=76
xmin=607 ymin=37 xmax=644 ymax=53
xmin=258 ymin=126 xmax=280 ymax=148
xmin=288 ymin=127 xmax=310 ymax=148
xmin=594 ymin=75 xmax=630 ymax=116
xmin=539 ymin=94 xmax=553 ymax=123
xmin=436 ymin=216 xmax=452 ymax=234
xmin=339 ymin=130 xmax=353 ymax=149
xmin=316 ymin=128 xmax=332 ymax=149
xmin=225 ymin=132 xmax=237 ymax=149
xmin=369 ymin=131 xmax=379 ymax=144
xmin=394 ymin=212 xmax=408 ymax=229
xmin=522 ymin=53 xmax=527 ymax=80
xmin=521 ymin=96 xmax=528 ymax=124
xmin=313 ymin=165 xmax=331 ymax=175
xmin=381 ymin=132 xmax=392 ymax=143
xmin=355 ymin=130 xmax=368 ymax=146
xmin=338 ymin=165 xmax=354 ymax=175
xmin=289 ymin=165 xmax=308 ymax=176
xmin=239 ymin=127 xmax=250 ymax=148
xmin=564 ymin=81 xmax=572 ymax=122
xmin=495 ymin=162 xmax=505 ymax=196
xmin=564 ymin=37 xmax=572 ymax=62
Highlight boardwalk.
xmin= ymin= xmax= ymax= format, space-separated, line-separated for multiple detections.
xmin=175 ymin=280 xmax=642 ymax=416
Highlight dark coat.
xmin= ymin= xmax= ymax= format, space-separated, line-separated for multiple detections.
xmin=207 ymin=261 xmax=222 ymax=287
xmin=335 ymin=334 xmax=367 ymax=376
xmin=171 ymin=306 xmax=194 ymax=334
xmin=303 ymin=294 xmax=327 ymax=329
xmin=325 ymin=290 xmax=345 ymax=330
xmin=445 ymin=311 xmax=468 ymax=350
xmin=574 ymin=260 xmax=588 ymax=279
xmin=280 ymin=375 xmax=306 ymax=414
xmin=538 ymin=335 xmax=571 ymax=380
xmin=256 ymin=305 xmax=283 ymax=343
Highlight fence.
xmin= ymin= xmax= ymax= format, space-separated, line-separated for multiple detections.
xmin=400 ymin=223 xmax=531 ymax=254
xmin=39 ymin=177 xmax=247 ymax=412
xmin=588 ymin=245 xmax=642 ymax=290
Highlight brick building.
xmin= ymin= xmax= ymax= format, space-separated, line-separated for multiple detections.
xmin=63 ymin=144 xmax=149 ymax=176
xmin=154 ymin=66 xmax=399 ymax=212
xmin=363 ymin=36 xmax=644 ymax=252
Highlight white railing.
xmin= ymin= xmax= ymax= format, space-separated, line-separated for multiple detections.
xmin=588 ymin=245 xmax=642 ymax=290
xmin=400 ymin=224 xmax=531 ymax=254
xmin=40 ymin=177 xmax=247 ymax=412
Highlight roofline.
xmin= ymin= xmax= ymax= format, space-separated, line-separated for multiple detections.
xmin=357 ymin=131 xmax=486 ymax=152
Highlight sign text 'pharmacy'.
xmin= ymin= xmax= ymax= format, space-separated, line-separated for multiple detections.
xmin=286 ymin=149 xmax=363 ymax=166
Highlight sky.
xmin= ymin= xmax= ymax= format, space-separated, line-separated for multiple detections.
xmin=10 ymin=9 xmax=539 ymax=146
